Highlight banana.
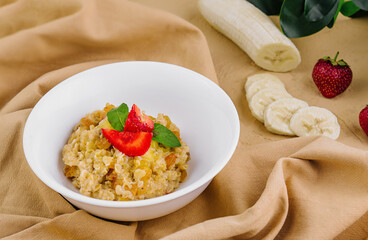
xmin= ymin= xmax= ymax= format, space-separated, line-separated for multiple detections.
xmin=245 ymin=73 xmax=283 ymax=91
xmin=289 ymin=106 xmax=340 ymax=140
xmin=245 ymin=73 xmax=340 ymax=139
xmin=246 ymin=78 xmax=285 ymax=102
xmin=249 ymin=88 xmax=292 ymax=123
xmin=264 ymin=98 xmax=308 ymax=136
xmin=198 ymin=0 xmax=301 ymax=72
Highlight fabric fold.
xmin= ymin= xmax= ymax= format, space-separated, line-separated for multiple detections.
xmin=2 ymin=211 xmax=137 ymax=240
xmin=162 ymin=137 xmax=368 ymax=240
xmin=1 ymin=0 xmax=368 ymax=239
xmin=0 ymin=0 xmax=216 ymax=238
xmin=0 ymin=0 xmax=216 ymax=109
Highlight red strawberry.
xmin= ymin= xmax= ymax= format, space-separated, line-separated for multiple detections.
xmin=102 ymin=129 xmax=152 ymax=156
xmin=124 ymin=104 xmax=154 ymax=132
xmin=359 ymin=105 xmax=368 ymax=137
xmin=312 ymin=52 xmax=352 ymax=98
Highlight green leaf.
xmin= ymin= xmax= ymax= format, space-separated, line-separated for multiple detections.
xmin=280 ymin=0 xmax=340 ymax=38
xmin=352 ymin=0 xmax=368 ymax=11
xmin=247 ymin=0 xmax=284 ymax=15
xmin=107 ymin=103 xmax=129 ymax=131
xmin=152 ymin=123 xmax=181 ymax=148
xmin=304 ymin=0 xmax=335 ymax=22
xmin=328 ymin=0 xmax=344 ymax=28
xmin=341 ymin=1 xmax=362 ymax=16
xmin=348 ymin=9 xmax=368 ymax=17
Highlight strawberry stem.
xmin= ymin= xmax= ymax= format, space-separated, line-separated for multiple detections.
xmin=334 ymin=52 xmax=339 ymax=62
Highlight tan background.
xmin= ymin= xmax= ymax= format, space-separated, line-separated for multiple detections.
xmin=133 ymin=0 xmax=368 ymax=151
xmin=0 ymin=0 xmax=368 ymax=239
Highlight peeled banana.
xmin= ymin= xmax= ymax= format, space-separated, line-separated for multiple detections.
xmin=198 ymin=0 xmax=301 ymax=72
xmin=290 ymin=106 xmax=341 ymax=140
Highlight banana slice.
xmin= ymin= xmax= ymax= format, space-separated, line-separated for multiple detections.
xmin=249 ymin=88 xmax=292 ymax=123
xmin=264 ymin=98 xmax=308 ymax=136
xmin=289 ymin=106 xmax=340 ymax=140
xmin=246 ymin=78 xmax=286 ymax=102
xmin=245 ymin=73 xmax=283 ymax=91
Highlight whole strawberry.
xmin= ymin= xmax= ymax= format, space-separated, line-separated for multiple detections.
xmin=359 ymin=105 xmax=368 ymax=137
xmin=312 ymin=52 xmax=352 ymax=98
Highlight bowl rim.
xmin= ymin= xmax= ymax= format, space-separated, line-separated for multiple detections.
xmin=23 ymin=61 xmax=240 ymax=208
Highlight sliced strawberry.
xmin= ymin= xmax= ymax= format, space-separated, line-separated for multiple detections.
xmin=124 ymin=104 xmax=154 ymax=132
xmin=102 ymin=129 xmax=152 ymax=156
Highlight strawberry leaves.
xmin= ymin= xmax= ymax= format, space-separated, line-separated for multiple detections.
xmin=107 ymin=103 xmax=129 ymax=131
xmin=322 ymin=52 xmax=349 ymax=67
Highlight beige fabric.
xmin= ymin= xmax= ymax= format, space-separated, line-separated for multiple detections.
xmin=1 ymin=0 xmax=368 ymax=239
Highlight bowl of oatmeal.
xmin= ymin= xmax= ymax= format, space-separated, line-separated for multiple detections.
xmin=23 ymin=61 xmax=240 ymax=221
xmin=62 ymin=102 xmax=190 ymax=201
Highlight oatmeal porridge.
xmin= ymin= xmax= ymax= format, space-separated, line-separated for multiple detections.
xmin=62 ymin=103 xmax=190 ymax=201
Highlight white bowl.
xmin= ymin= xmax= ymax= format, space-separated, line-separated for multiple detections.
xmin=23 ymin=61 xmax=239 ymax=221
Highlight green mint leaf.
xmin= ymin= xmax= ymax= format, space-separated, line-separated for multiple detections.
xmin=152 ymin=123 xmax=181 ymax=147
xmin=107 ymin=103 xmax=129 ymax=131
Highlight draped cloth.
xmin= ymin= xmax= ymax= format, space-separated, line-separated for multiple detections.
xmin=1 ymin=0 xmax=367 ymax=239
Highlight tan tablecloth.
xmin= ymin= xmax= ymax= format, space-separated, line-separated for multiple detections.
xmin=1 ymin=0 xmax=368 ymax=239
